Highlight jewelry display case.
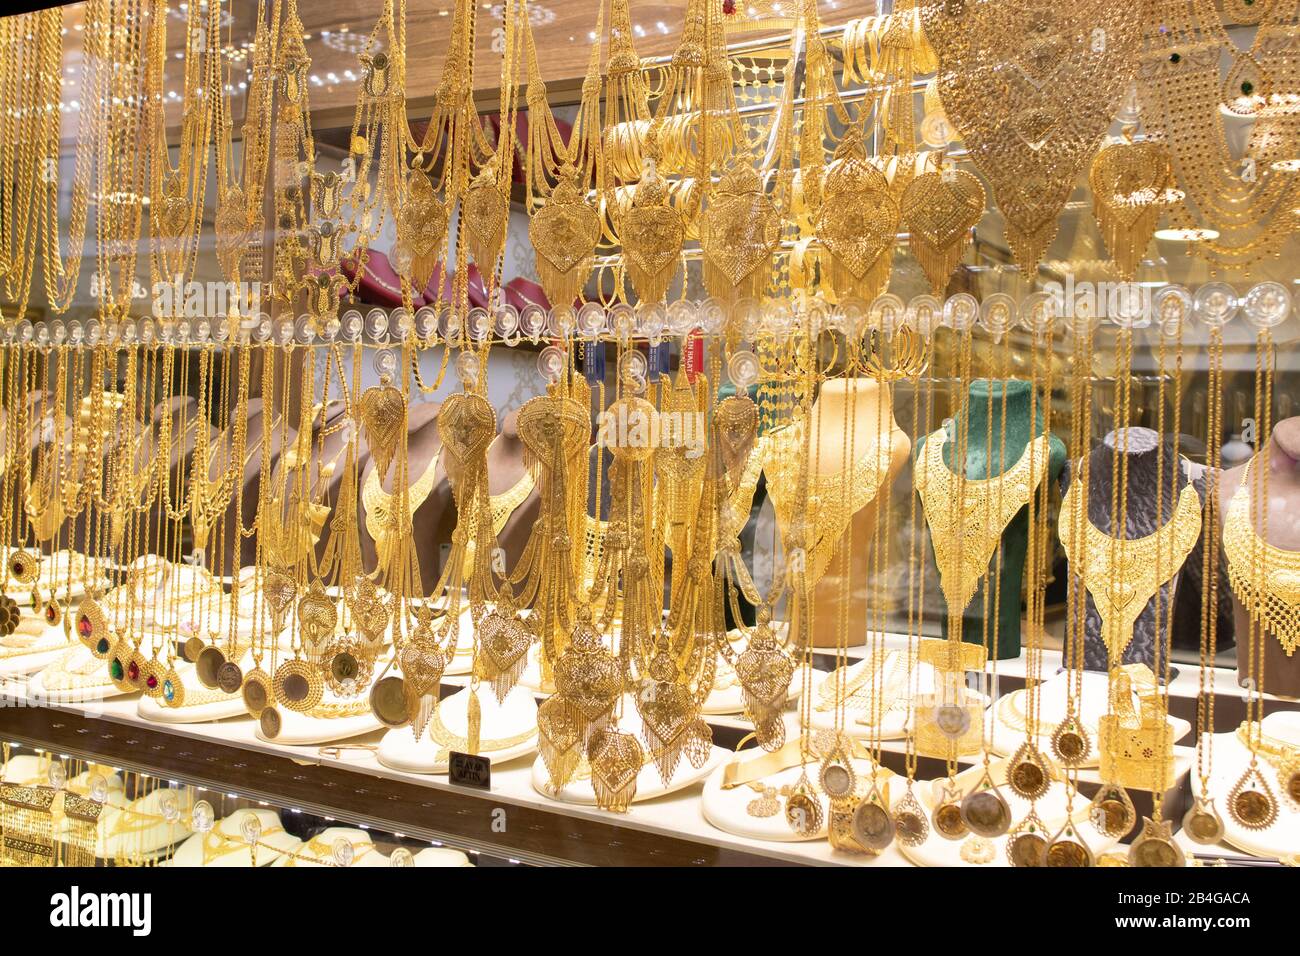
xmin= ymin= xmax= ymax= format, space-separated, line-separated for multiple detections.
xmin=0 ymin=0 xmax=1297 ymax=870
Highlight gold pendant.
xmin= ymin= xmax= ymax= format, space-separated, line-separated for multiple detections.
xmin=7 ymin=549 xmax=38 ymax=585
xmin=587 ymin=729 xmax=643 ymax=813
xmin=398 ymin=638 xmax=446 ymax=740
xmin=735 ymin=620 xmax=794 ymax=751
xmin=1088 ymin=781 xmax=1137 ymax=840
xmin=784 ymin=772 xmax=824 ymax=837
xmin=74 ymin=596 xmax=111 ymax=658
xmin=1182 ymin=796 xmax=1225 ymax=846
xmin=359 ymin=376 xmax=407 ymax=483
xmin=1227 ymin=764 xmax=1278 ymax=830
xmin=1007 ymin=742 xmax=1052 ymax=801
xmin=216 ymin=660 xmax=244 ymax=696
xmin=242 ymin=668 xmax=273 ymax=717
xmin=195 ymin=645 xmax=226 ymax=689
xmin=160 ymin=667 xmax=184 ymax=708
xmin=621 ymin=163 xmax=683 ymax=304
xmin=1128 ymin=816 xmax=1186 ymax=868
xmin=1044 ymin=824 xmax=1094 ymax=867
xmin=1006 ymin=810 xmax=1049 ymax=867
xmin=273 ymin=658 xmax=324 ymax=713
xmin=815 ymin=127 xmax=897 ymax=301
xmin=893 ymin=783 xmax=930 ymax=847
xmin=1089 ymin=136 xmax=1176 ymax=280
xmin=259 ymin=706 xmax=283 ymax=740
xmin=462 ymin=166 xmax=509 ymax=272
xmin=850 ymin=787 xmax=896 ymax=851
xmin=1050 ymin=715 xmax=1091 ymax=768
xmin=476 ymin=597 xmax=533 ymax=705
xmin=537 ymin=694 xmax=585 ymax=790
xmin=636 ymin=671 xmax=696 ymax=785
xmin=699 ymin=160 xmax=780 ymax=303
xmin=214 ymin=187 xmax=252 ymax=279
xmin=369 ymin=675 xmax=409 ymax=729
xmin=530 ymin=165 xmax=600 ymax=310
xmin=900 ymin=168 xmax=983 ymax=294
xmin=960 ymin=769 xmax=1012 ymax=838
xmin=746 ymin=786 xmax=780 ymax=819
xmin=395 ymin=169 xmax=448 ymax=291
xmin=932 ymin=780 xmax=968 ymax=841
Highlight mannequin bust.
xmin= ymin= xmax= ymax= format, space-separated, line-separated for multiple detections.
xmin=917 ymin=379 xmax=1066 ymax=659
xmin=803 ymin=377 xmax=911 ymax=647
xmin=1218 ymin=416 xmax=1300 ymax=698
xmin=1062 ymin=427 xmax=1203 ymax=672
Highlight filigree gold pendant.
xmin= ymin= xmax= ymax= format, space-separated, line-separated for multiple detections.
xmin=462 ymin=170 xmax=509 ymax=272
xmin=477 ymin=601 xmax=533 ymax=705
xmin=530 ymin=166 xmax=600 ymax=310
xmin=273 ymin=658 xmax=324 ymax=714
xmin=1227 ymin=765 xmax=1278 ymax=830
xmin=900 ymin=168 xmax=984 ymax=295
xmin=1128 ymin=817 xmax=1186 ymax=867
xmin=1050 ymin=715 xmax=1091 ymax=768
xmin=1007 ymin=742 xmax=1052 ymax=801
xmin=637 ymin=676 xmax=695 ymax=785
xmin=1182 ymin=796 xmax=1225 ymax=845
xmin=699 ymin=160 xmax=780 ymax=303
xmin=851 ymin=788 xmax=896 ymax=851
xmin=817 ymin=735 xmax=857 ymax=801
xmin=1089 ymin=137 xmax=1176 ymax=280
xmin=8 ymin=548 xmax=39 ymax=585
xmin=1006 ymin=810 xmax=1048 ymax=867
xmin=815 ymin=128 xmax=897 ymax=301
xmin=960 ymin=770 xmax=1012 ymax=838
xmin=735 ymin=622 xmax=794 ymax=752
xmin=746 ymin=786 xmax=780 ymax=818
xmin=107 ymin=645 xmax=136 ymax=695
xmin=588 ymin=729 xmax=643 ymax=813
xmin=932 ymin=780 xmax=968 ymax=841
xmin=1088 ymin=781 xmax=1137 ymax=840
xmin=242 ymin=668 xmax=273 ymax=718
xmin=395 ymin=169 xmax=448 ymax=291
xmin=622 ymin=167 xmax=683 ymax=305
xmin=537 ymin=694 xmax=584 ymax=790
xmin=359 ymin=377 xmax=407 ymax=483
xmin=1044 ymin=824 xmax=1094 ymax=867
xmin=893 ymin=784 xmax=930 ymax=847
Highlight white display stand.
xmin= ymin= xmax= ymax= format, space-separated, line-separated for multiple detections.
xmin=990 ymin=669 xmax=1192 ymax=765
xmin=253 ymin=688 xmax=382 ymax=745
xmin=701 ymin=752 xmax=895 ymax=842
xmin=412 ymin=846 xmax=474 ymax=867
xmin=1189 ymin=711 xmax=1300 ymax=861
xmin=167 ymin=809 xmax=302 ymax=867
xmin=377 ymin=682 xmax=539 ymax=774
xmin=29 ymin=645 xmax=136 ymax=703
xmin=0 ymin=616 xmax=71 ymax=678
xmin=531 ymin=694 xmax=728 ymax=806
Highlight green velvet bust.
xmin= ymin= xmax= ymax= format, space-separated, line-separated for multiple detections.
xmin=915 ymin=378 xmax=1067 ymax=659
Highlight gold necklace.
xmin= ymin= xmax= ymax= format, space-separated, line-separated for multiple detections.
xmin=1223 ymin=457 xmax=1300 ymax=657
xmin=362 ymin=447 xmax=442 ymax=577
xmin=916 ymin=429 xmax=1051 ymax=618
xmin=1058 ymin=476 xmax=1202 ymax=661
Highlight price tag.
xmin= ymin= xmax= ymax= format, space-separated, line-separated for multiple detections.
xmin=449 ymin=751 xmax=491 ymax=790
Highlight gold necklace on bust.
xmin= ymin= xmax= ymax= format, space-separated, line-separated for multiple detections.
xmin=759 ymin=414 xmax=892 ymax=588
xmin=1058 ymin=475 xmax=1202 ymax=663
xmin=362 ymin=448 xmax=441 ymax=583
xmin=1223 ymin=457 xmax=1300 ymax=658
xmin=915 ymin=429 xmax=1051 ymax=619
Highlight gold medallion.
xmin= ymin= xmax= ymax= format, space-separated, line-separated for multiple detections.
xmin=182 ymin=636 xmax=206 ymax=663
xmin=273 ymin=658 xmax=324 ymax=713
xmin=195 ymin=646 xmax=226 ymax=689
xmin=1050 ymin=717 xmax=1090 ymax=767
xmin=1181 ymin=797 xmax=1225 ymax=846
xmin=893 ymin=786 xmax=930 ymax=847
xmin=1007 ymin=830 xmax=1047 ymax=867
xmin=259 ymin=706 xmax=282 ymax=740
xmin=8 ymin=549 xmax=39 ymax=585
xmin=216 ymin=660 xmax=244 ymax=696
xmin=1227 ymin=766 xmax=1278 ymax=831
xmin=932 ymin=782 xmax=968 ymax=841
xmin=369 ymin=675 xmax=410 ymax=728
xmin=960 ymin=785 xmax=1012 ymax=838
xmin=1127 ymin=817 xmax=1186 ymax=868
xmin=1088 ymin=781 xmax=1137 ymax=839
xmin=1007 ymin=743 xmax=1052 ymax=801
xmin=784 ymin=777 xmax=825 ymax=838
xmin=850 ymin=792 xmax=896 ymax=851
xmin=1044 ymin=827 xmax=1094 ymax=868
xmin=241 ymin=669 xmax=272 ymax=717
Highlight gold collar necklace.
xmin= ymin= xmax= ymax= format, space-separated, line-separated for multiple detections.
xmin=1058 ymin=476 xmax=1201 ymax=661
xmin=1223 ymin=457 xmax=1300 ymax=657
